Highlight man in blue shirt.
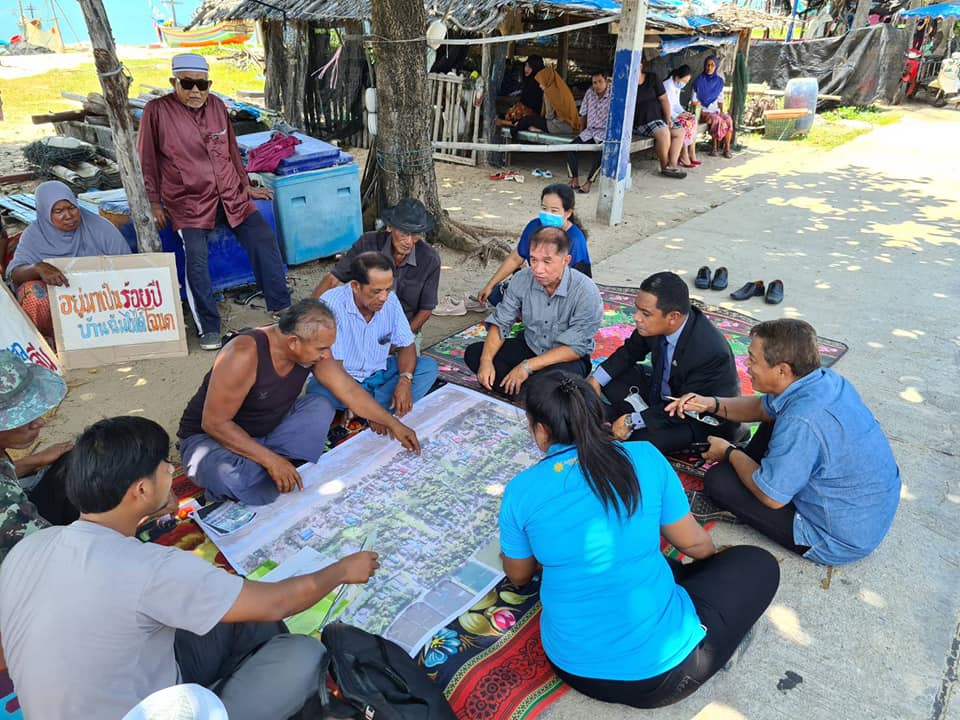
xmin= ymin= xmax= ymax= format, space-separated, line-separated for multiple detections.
xmin=307 ymin=252 xmax=438 ymax=432
xmin=667 ymin=319 xmax=901 ymax=565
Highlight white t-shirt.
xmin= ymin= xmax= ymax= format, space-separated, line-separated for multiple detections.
xmin=662 ymin=77 xmax=686 ymax=120
xmin=0 ymin=521 xmax=243 ymax=720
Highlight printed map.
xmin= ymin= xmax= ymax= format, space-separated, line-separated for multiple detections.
xmin=197 ymin=384 xmax=540 ymax=653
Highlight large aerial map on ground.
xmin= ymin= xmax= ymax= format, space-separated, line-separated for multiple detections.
xmin=196 ymin=384 xmax=540 ymax=653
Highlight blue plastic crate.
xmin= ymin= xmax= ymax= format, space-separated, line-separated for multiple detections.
xmin=259 ymin=163 xmax=362 ymax=266
xmin=106 ymin=199 xmax=277 ymax=298
xmin=237 ymin=131 xmax=340 ymax=175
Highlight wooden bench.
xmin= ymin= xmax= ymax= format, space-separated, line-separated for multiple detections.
xmin=498 ymin=124 xmax=708 ymax=166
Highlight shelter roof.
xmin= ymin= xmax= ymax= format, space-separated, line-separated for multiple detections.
xmin=191 ymin=0 xmax=785 ymax=34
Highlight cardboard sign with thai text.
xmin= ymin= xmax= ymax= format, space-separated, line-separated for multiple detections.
xmin=0 ymin=283 xmax=62 ymax=375
xmin=47 ymin=253 xmax=188 ymax=369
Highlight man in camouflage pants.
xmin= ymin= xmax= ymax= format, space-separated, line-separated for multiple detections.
xmin=0 ymin=351 xmax=74 ymax=563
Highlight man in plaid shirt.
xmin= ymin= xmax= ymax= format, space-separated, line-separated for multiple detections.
xmin=566 ymin=72 xmax=611 ymax=194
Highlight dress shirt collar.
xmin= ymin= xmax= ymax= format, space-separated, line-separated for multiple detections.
xmin=535 ymin=266 xmax=572 ymax=299
xmin=665 ymin=315 xmax=688 ymax=348
xmin=766 ymin=367 xmax=827 ymax=413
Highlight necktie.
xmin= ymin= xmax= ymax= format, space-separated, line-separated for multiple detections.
xmin=649 ymin=336 xmax=670 ymax=404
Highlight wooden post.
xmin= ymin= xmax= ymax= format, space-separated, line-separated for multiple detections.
xmin=262 ymin=19 xmax=285 ymax=112
xmin=481 ymin=34 xmax=507 ymax=167
xmin=558 ymin=17 xmax=570 ymax=80
xmin=76 ymin=0 xmax=159 ymax=252
xmin=852 ymin=0 xmax=871 ymax=30
xmin=596 ymin=0 xmax=647 ymax=226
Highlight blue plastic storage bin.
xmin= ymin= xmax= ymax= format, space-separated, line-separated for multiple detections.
xmin=103 ymin=198 xmax=277 ymax=298
xmin=236 ymin=131 xmax=340 ymax=175
xmin=259 ymin=163 xmax=362 ymax=265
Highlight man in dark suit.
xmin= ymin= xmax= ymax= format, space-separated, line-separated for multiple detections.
xmin=587 ymin=272 xmax=744 ymax=453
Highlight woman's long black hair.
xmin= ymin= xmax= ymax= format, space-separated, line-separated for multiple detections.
xmin=521 ymin=371 xmax=640 ymax=517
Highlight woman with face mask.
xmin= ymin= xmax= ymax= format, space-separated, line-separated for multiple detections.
xmin=476 ymin=184 xmax=591 ymax=306
xmin=663 ymin=65 xmax=699 ymax=169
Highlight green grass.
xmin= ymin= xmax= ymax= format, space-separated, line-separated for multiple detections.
xmin=821 ymin=105 xmax=904 ymax=125
xmin=803 ymin=124 xmax=872 ymax=150
xmin=0 ymin=52 xmax=263 ymax=142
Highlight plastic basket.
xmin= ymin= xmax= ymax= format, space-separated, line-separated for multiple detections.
xmin=764 ymin=116 xmax=799 ymax=140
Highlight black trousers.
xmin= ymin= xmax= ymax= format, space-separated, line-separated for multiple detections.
xmin=552 ymin=545 xmax=780 ymax=708
xmin=566 ymin=136 xmax=602 ymax=183
xmin=704 ymin=423 xmax=811 ymax=556
xmin=26 ymin=452 xmax=79 ymax=526
xmin=511 ymin=114 xmax=548 ymax=139
xmin=600 ymin=364 xmax=744 ymax=454
xmin=464 ymin=337 xmax=591 ymax=395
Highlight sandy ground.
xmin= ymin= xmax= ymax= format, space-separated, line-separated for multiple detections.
xmin=6 ymin=129 xmax=823 ymax=454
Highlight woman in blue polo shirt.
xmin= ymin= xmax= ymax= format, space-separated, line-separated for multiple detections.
xmin=476 ymin=184 xmax=591 ymax=306
xmin=499 ymin=372 xmax=779 ymax=708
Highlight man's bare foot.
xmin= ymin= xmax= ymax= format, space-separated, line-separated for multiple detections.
xmin=579 ymin=181 xmax=592 ymax=194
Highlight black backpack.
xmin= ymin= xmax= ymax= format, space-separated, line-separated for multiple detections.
xmin=317 ymin=622 xmax=458 ymax=720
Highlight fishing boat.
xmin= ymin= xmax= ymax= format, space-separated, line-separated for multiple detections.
xmin=154 ymin=20 xmax=254 ymax=48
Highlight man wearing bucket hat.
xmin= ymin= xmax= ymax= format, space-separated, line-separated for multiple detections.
xmin=311 ymin=198 xmax=441 ymax=346
xmin=138 ymin=53 xmax=291 ymax=352
xmin=0 ymin=350 xmax=77 ymax=564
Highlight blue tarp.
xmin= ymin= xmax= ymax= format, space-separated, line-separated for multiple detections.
xmin=899 ymin=2 xmax=960 ymax=18
xmin=538 ymin=0 xmax=620 ymax=11
xmin=660 ymin=33 xmax=738 ymax=55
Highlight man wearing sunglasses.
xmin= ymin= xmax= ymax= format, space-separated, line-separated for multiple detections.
xmin=138 ymin=53 xmax=291 ymax=352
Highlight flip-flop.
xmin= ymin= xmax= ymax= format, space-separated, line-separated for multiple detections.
xmin=660 ymin=167 xmax=687 ymax=179
xmin=489 ymin=172 xmax=508 ymax=180
xmin=540 ymin=170 xmax=553 ymax=178
xmin=577 ymin=184 xmax=591 ymax=194
xmin=679 ymin=161 xmax=696 ymax=169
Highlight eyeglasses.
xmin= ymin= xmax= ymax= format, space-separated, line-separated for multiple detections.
xmin=177 ymin=78 xmax=211 ymax=91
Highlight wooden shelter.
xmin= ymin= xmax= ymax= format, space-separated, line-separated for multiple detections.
xmin=190 ymin=0 xmax=783 ymax=167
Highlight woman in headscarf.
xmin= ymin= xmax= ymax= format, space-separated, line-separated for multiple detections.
xmin=533 ymin=66 xmax=579 ymax=135
xmin=499 ymin=55 xmax=546 ymax=127
xmin=692 ymin=55 xmax=734 ymax=158
xmin=6 ymin=180 xmax=131 ymax=340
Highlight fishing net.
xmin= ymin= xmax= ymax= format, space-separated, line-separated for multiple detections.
xmin=23 ymin=136 xmax=96 ymax=169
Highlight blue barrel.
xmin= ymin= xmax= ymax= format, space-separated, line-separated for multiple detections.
xmin=785 ymin=78 xmax=818 ymax=132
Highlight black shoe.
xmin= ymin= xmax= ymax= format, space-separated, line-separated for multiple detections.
xmin=711 ymin=266 xmax=728 ymax=290
xmin=730 ymin=280 xmax=765 ymax=301
xmin=687 ymin=491 xmax=740 ymax=524
xmin=765 ymin=279 xmax=784 ymax=304
xmin=695 ymin=266 xmax=711 ymax=289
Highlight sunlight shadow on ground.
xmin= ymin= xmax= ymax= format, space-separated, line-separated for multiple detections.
xmin=690 ymin=703 xmax=747 ymax=719
xmin=766 ymin=604 xmax=812 ymax=646
xmin=857 ymin=588 xmax=887 ymax=609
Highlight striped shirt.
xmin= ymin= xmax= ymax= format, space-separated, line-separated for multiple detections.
xmin=321 ymin=283 xmax=414 ymax=382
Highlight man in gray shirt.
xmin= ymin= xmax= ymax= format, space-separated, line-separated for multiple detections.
xmin=465 ymin=226 xmax=603 ymax=395
xmin=0 ymin=416 xmax=380 ymax=720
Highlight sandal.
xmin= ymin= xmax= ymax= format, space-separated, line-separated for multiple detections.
xmin=708 ymin=149 xmax=719 ymax=157
xmin=723 ymin=150 xmax=732 ymax=159
xmin=577 ymin=182 xmax=592 ymax=194
xmin=679 ymin=160 xmax=696 ymax=169
xmin=489 ymin=172 xmax=508 ymax=181
xmin=660 ymin=167 xmax=687 ymax=179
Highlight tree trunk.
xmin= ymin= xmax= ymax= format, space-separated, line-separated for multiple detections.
xmin=370 ymin=0 xmax=489 ymax=253
xmin=262 ymin=20 xmax=286 ymax=112
xmin=76 ymin=0 xmax=159 ymax=252
xmin=283 ymin=21 xmax=309 ymax=128
xmin=851 ymin=0 xmax=871 ymax=31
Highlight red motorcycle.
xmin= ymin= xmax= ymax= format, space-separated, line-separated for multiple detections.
xmin=897 ymin=49 xmax=946 ymax=104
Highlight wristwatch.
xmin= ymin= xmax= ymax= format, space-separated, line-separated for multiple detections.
xmin=399 ymin=372 xmax=414 ymax=382
xmin=724 ymin=444 xmax=740 ymax=462
xmin=522 ymin=360 xmax=534 ymax=375
xmin=623 ymin=414 xmax=637 ymax=432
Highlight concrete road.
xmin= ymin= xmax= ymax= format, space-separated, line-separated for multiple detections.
xmin=544 ymin=108 xmax=960 ymax=720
